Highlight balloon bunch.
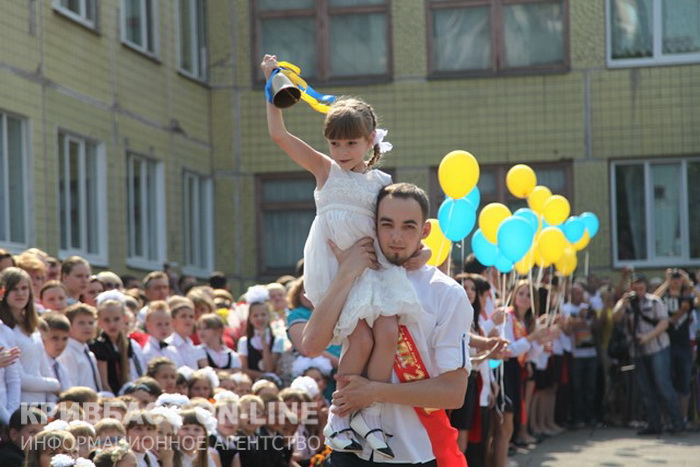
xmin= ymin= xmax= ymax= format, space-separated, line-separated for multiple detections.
xmin=424 ymin=151 xmax=481 ymax=267
xmin=470 ymin=164 xmax=600 ymax=277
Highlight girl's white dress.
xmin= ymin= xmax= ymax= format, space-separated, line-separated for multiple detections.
xmin=304 ymin=161 xmax=423 ymax=343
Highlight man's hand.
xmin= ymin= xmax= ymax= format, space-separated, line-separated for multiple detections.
xmin=328 ymin=237 xmax=379 ymax=277
xmin=404 ymin=245 xmax=431 ymax=271
xmin=637 ymin=333 xmax=652 ymax=346
xmin=331 ymin=374 xmax=377 ymax=417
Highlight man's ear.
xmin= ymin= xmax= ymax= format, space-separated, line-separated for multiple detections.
xmin=421 ymin=220 xmax=431 ymax=240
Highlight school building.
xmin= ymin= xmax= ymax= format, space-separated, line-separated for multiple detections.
xmin=1 ymin=1 xmax=698 ymax=291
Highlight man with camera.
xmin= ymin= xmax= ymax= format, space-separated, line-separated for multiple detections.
xmin=612 ymin=274 xmax=684 ymax=435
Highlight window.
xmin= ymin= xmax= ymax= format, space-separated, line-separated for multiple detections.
xmin=126 ymin=153 xmax=166 ymax=268
xmin=429 ymin=161 xmax=573 ymax=217
xmin=177 ymin=0 xmax=207 ymax=80
xmin=183 ymin=171 xmax=213 ymax=274
xmin=0 ymin=112 xmax=28 ymax=248
xmin=257 ymin=174 xmax=316 ymax=275
xmin=427 ymin=0 xmax=569 ymax=76
xmin=53 ymin=0 xmax=98 ymax=28
xmin=122 ymin=0 xmax=158 ymax=55
xmin=253 ymin=0 xmax=390 ymax=82
xmin=58 ymin=132 xmax=107 ymax=264
xmin=611 ymin=158 xmax=700 ymax=267
xmin=607 ymin=0 xmax=700 ymax=67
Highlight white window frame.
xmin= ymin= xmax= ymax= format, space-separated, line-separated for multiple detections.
xmin=182 ymin=171 xmax=214 ymax=277
xmin=606 ymin=0 xmax=700 ymax=68
xmin=57 ymin=131 xmax=108 ymax=266
xmin=176 ymin=0 xmax=207 ymax=81
xmin=610 ymin=157 xmax=700 ymax=268
xmin=126 ymin=153 xmax=166 ymax=270
xmin=52 ymin=0 xmax=98 ymax=29
xmin=121 ymin=0 xmax=160 ymax=57
xmin=0 ymin=111 xmax=30 ymax=252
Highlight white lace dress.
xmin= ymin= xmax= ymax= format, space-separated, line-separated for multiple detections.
xmin=303 ymin=161 xmax=423 ymax=343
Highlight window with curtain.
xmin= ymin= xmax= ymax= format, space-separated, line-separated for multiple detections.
xmin=0 ymin=112 xmax=27 ymax=248
xmin=608 ymin=0 xmax=700 ymax=66
xmin=122 ymin=0 xmax=158 ymax=55
xmin=58 ymin=132 xmax=106 ymax=263
xmin=427 ymin=0 xmax=568 ymax=76
xmin=612 ymin=158 xmax=700 ymax=267
xmin=253 ymin=0 xmax=390 ymax=82
xmin=183 ymin=171 xmax=214 ymax=274
xmin=178 ymin=0 xmax=207 ymax=80
xmin=53 ymin=0 xmax=98 ymax=28
xmin=127 ymin=153 xmax=165 ymax=268
xmin=257 ymin=174 xmax=316 ymax=275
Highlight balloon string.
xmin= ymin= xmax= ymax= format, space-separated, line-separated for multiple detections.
xmin=529 ymin=266 xmax=536 ymax=315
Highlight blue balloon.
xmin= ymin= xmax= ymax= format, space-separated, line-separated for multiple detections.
xmin=562 ymin=216 xmax=586 ymax=243
xmin=497 ymin=217 xmax=535 ymax=263
xmin=471 ymin=229 xmax=499 ymax=267
xmin=495 ymin=253 xmax=514 ymax=273
xmin=465 ymin=186 xmax=481 ymax=209
xmin=438 ymin=198 xmax=476 ymax=241
xmin=489 ymin=359 xmax=503 ymax=370
xmin=580 ymin=212 xmax=599 ymax=238
xmin=513 ymin=208 xmax=539 ymax=232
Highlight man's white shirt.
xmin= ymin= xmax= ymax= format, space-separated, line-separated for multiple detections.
xmin=341 ymin=266 xmax=472 ymax=464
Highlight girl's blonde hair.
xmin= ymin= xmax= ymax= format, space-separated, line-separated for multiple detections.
xmin=98 ymin=298 xmax=131 ymax=391
xmin=324 ymin=97 xmax=383 ymax=169
xmin=0 ymin=267 xmax=38 ymax=333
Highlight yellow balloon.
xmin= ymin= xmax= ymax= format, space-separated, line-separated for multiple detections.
xmin=424 ymin=219 xmax=451 ymax=267
xmin=506 ymin=164 xmax=537 ymax=199
xmin=537 ymin=227 xmax=566 ymax=263
xmin=555 ymin=244 xmax=578 ymax=276
xmin=438 ymin=150 xmax=480 ymax=199
xmin=527 ymin=186 xmax=552 ymax=214
xmin=534 ymin=249 xmax=552 ymax=268
xmin=573 ymin=230 xmax=590 ymax=251
xmin=515 ymin=248 xmax=535 ymax=275
xmin=543 ymin=195 xmax=571 ymax=226
xmin=478 ymin=203 xmax=511 ymax=244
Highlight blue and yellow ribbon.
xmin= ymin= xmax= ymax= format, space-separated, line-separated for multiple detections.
xmin=264 ymin=61 xmax=337 ymax=114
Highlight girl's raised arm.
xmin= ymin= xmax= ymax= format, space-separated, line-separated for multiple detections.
xmin=262 ymin=54 xmax=330 ymax=185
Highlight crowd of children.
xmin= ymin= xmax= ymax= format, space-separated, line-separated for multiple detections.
xmin=0 ymin=249 xmax=333 ymax=467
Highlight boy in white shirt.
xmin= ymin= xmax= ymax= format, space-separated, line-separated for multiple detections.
xmin=124 ymin=409 xmax=159 ymax=467
xmin=57 ymin=303 xmax=102 ymax=392
xmin=39 ymin=312 xmax=72 ymax=401
xmin=141 ymin=301 xmax=182 ymax=366
xmin=164 ymin=296 xmax=206 ymax=369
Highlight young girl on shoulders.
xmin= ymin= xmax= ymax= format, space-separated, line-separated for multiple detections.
xmin=262 ymin=54 xmax=429 ymax=458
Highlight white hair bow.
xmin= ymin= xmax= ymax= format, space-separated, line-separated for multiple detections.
xmin=373 ymin=128 xmax=393 ymax=154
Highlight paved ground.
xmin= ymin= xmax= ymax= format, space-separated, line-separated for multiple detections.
xmin=511 ymin=427 xmax=700 ymax=466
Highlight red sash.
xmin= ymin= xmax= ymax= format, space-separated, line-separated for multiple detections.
xmin=393 ymin=325 xmax=467 ymax=467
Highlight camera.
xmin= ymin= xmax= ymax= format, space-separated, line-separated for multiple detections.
xmin=628 ymin=291 xmax=641 ymax=310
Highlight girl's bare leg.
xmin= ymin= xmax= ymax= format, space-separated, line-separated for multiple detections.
xmin=366 ymin=315 xmax=399 ymax=383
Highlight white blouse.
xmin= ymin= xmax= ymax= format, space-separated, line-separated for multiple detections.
xmin=0 ymin=323 xmax=20 ymax=423
xmin=13 ymin=326 xmax=59 ymax=403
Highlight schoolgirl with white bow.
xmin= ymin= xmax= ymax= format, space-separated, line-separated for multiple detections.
xmin=262 ymin=54 xmax=431 ymax=459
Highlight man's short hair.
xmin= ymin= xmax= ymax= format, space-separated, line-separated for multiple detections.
xmin=143 ymin=271 xmax=168 ymax=289
xmin=209 ymin=271 xmax=228 ymax=290
xmin=9 ymin=407 xmax=47 ymax=431
xmin=463 ymin=253 xmax=486 ymax=274
xmin=376 ymin=183 xmax=430 ymax=222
